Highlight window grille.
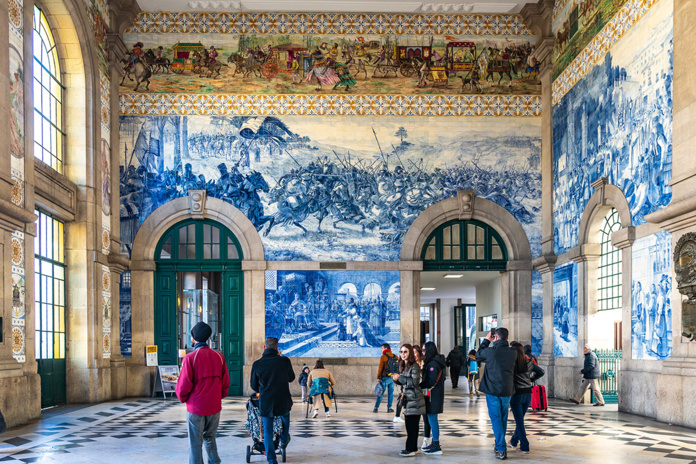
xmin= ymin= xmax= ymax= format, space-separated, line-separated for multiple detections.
xmin=598 ymin=208 xmax=622 ymax=311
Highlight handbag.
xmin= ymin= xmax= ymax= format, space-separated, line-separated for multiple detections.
xmin=374 ymin=380 xmax=384 ymax=397
xmin=424 ymin=368 xmax=443 ymax=397
xmin=397 ymin=392 xmax=407 ymax=409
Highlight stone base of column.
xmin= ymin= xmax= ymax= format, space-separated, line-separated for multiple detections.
xmin=0 ymin=372 xmax=40 ymax=428
xmin=110 ymin=357 xmax=127 ymax=400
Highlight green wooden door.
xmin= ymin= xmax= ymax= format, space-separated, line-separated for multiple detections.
xmin=38 ymin=358 xmax=66 ymax=408
xmin=222 ymin=271 xmax=244 ymax=396
xmin=154 ymin=270 xmax=178 ymax=366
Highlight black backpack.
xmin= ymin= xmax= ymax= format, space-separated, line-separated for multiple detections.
xmin=385 ymin=353 xmax=400 ymax=375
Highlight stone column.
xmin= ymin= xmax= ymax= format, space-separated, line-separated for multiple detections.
xmin=533 ymin=255 xmax=556 ymax=394
xmin=400 ymin=269 xmax=420 ymax=346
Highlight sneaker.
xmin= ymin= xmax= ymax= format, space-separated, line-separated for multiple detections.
xmin=518 ymin=449 xmax=530 ymax=454
xmin=424 ymin=441 xmax=442 ymax=455
xmin=280 ymin=437 xmax=291 ymax=449
xmin=569 ymin=398 xmax=580 ymax=405
xmin=399 ymin=450 xmax=416 ymax=457
xmin=476 ymin=392 xmax=480 ymax=398
xmin=507 ymin=440 xmax=517 ymax=449
xmin=393 ymin=416 xmax=405 ymax=423
xmin=593 ymin=403 xmax=605 ymax=407
xmin=373 ymin=408 xmax=379 ymax=413
xmin=312 ymin=410 xmax=319 ymax=418
xmin=387 ymin=408 xmax=395 ymax=413
xmin=326 ymin=411 xmax=331 ymax=417
xmin=421 ymin=438 xmax=431 ymax=451
xmin=495 ymin=450 xmax=508 ymax=460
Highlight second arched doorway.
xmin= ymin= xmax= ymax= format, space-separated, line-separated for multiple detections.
xmin=154 ymin=219 xmax=244 ymax=395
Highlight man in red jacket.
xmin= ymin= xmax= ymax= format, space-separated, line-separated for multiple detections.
xmin=176 ymin=322 xmax=231 ymax=464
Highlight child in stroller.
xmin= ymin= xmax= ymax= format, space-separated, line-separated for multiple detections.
xmin=245 ymin=393 xmax=287 ymax=463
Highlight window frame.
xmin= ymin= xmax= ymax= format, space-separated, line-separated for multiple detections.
xmin=155 ymin=219 xmax=243 ymax=269
xmin=597 ymin=208 xmax=622 ymax=312
xmin=33 ymin=5 xmax=66 ymax=173
xmin=34 ymin=210 xmax=66 ymax=360
xmin=421 ymin=219 xmax=508 ymax=271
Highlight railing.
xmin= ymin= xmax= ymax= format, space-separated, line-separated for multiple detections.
xmin=592 ymin=349 xmax=622 ymax=404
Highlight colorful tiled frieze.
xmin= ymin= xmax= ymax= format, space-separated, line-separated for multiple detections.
xmin=100 ymin=71 xmax=111 ymax=255
xmin=119 ymin=93 xmax=542 ymax=117
xmin=9 ymin=0 xmax=25 ymax=208
xmin=102 ymin=266 xmax=111 ymax=359
xmin=126 ymin=12 xmax=533 ymax=36
xmin=552 ymin=0 xmax=662 ymax=104
xmin=11 ymin=231 xmax=26 ymax=363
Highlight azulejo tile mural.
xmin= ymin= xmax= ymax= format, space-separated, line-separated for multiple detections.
xmin=531 ymin=269 xmax=543 ymax=356
xmin=632 ymin=231 xmax=673 ymax=361
xmin=554 ymin=262 xmax=578 ymax=358
xmin=127 ymin=13 xmax=533 ymax=36
xmin=265 ymin=270 xmax=400 ymax=357
xmin=552 ymin=0 xmax=672 ymax=255
xmin=119 ymin=116 xmax=541 ymax=261
xmin=119 ymin=94 xmax=542 ymax=117
xmin=552 ymin=0 xmax=666 ymax=103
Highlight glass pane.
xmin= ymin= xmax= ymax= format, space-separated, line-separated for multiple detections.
xmin=492 ymin=245 xmax=502 ymax=260
xmin=425 ymin=245 xmax=435 ymax=260
xmin=204 ymin=244 xmax=211 ymax=260
xmin=476 ymin=245 xmax=485 ymax=259
xmin=187 ymin=224 xmax=195 ymax=242
xmin=452 ymin=224 xmax=460 ymax=244
xmin=59 ymin=306 xmax=65 ymax=332
xmin=443 ymin=226 xmax=451 ymax=245
xmin=452 ymin=246 xmax=460 ymax=259
xmin=160 ymin=236 xmax=171 ymax=259
xmin=228 ymin=238 xmax=239 ymax=259
xmin=476 ymin=226 xmax=484 ymax=243
xmin=443 ymin=247 xmax=451 ymax=260
xmin=36 ymin=334 xmax=41 ymax=360
xmin=179 ymin=245 xmax=187 ymax=258
xmin=204 ymin=224 xmax=211 ymax=243
xmin=468 ymin=245 xmax=475 ymax=259
xmin=467 ymin=224 xmax=475 ymax=243
xmin=212 ymin=244 xmax=220 ymax=260
xmin=59 ymin=333 xmax=65 ymax=358
xmin=179 ymin=227 xmax=186 ymax=243
xmin=187 ymin=243 xmax=196 ymax=259
xmin=212 ymin=227 xmax=220 ymax=244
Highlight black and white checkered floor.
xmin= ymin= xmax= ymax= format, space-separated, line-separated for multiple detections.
xmin=1 ymin=392 xmax=696 ymax=463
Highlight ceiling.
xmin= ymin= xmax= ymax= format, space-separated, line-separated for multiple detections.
xmin=419 ymin=271 xmax=500 ymax=304
xmin=136 ymin=0 xmax=527 ymax=14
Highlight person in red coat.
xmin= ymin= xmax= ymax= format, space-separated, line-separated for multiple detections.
xmin=176 ymin=322 xmax=230 ymax=464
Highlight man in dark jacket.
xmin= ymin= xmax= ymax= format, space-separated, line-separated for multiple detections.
xmin=570 ymin=344 xmax=605 ymax=406
xmin=250 ymin=337 xmax=296 ymax=464
xmin=445 ymin=347 xmax=464 ymax=388
xmin=477 ymin=328 xmax=517 ymax=460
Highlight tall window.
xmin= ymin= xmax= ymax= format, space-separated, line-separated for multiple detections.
xmin=33 ymin=6 xmax=64 ymax=172
xmin=598 ymin=208 xmax=622 ymax=311
xmin=35 ymin=211 xmax=66 ymax=359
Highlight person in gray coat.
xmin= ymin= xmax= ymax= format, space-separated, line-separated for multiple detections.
xmin=392 ymin=343 xmax=426 ymax=457
xmin=570 ymin=344 xmax=605 ymax=406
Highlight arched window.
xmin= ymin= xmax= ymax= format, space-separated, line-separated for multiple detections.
xmin=155 ymin=220 xmax=243 ymax=266
xmin=598 ymin=208 xmax=622 ymax=311
xmin=421 ymin=219 xmax=507 ymax=271
xmin=33 ymin=6 xmax=65 ymax=173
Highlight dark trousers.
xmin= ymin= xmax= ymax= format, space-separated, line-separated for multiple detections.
xmin=404 ymin=414 xmax=421 ymax=452
xmin=395 ymin=394 xmax=403 ymax=417
xmin=450 ymin=366 xmax=461 ymax=387
xmin=423 ymin=414 xmax=430 ymax=438
xmin=510 ymin=393 xmax=532 ymax=452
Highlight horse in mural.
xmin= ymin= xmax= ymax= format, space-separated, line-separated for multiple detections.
xmin=144 ymin=49 xmax=171 ymax=74
xmin=192 ymin=49 xmax=226 ymax=78
xmin=120 ymin=54 xmax=152 ymax=91
xmin=482 ymin=57 xmax=520 ymax=85
xmin=227 ymin=52 xmax=262 ymax=78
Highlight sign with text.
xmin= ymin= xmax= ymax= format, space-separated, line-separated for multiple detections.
xmin=145 ymin=345 xmax=158 ymax=366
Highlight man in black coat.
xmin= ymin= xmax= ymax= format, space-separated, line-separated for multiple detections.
xmin=250 ymin=337 xmax=296 ymax=464
xmin=477 ymin=328 xmax=517 ymax=460
xmin=570 ymin=344 xmax=605 ymax=406
xmin=445 ymin=347 xmax=464 ymax=388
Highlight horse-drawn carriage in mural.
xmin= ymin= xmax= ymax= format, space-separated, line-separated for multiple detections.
xmin=429 ymin=41 xmax=477 ymax=87
xmin=170 ymin=42 xmax=205 ymax=74
xmin=262 ymin=43 xmax=308 ymax=79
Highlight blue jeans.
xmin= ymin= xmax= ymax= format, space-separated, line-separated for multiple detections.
xmin=374 ymin=377 xmax=394 ymax=409
xmin=486 ymin=395 xmax=512 ymax=453
xmin=510 ymin=393 xmax=531 ymax=451
xmin=186 ymin=411 xmax=221 ymax=464
xmin=427 ymin=413 xmax=440 ymax=442
xmin=261 ymin=413 xmax=290 ymax=464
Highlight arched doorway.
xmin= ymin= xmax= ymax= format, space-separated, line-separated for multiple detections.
xmin=154 ymin=219 xmax=244 ymax=395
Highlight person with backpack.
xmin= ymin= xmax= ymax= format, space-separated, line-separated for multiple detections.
xmin=467 ymin=350 xmax=480 ymax=397
xmin=508 ymin=341 xmax=534 ymax=454
xmin=421 ymin=341 xmax=446 ymax=456
xmin=373 ymin=343 xmax=399 ymax=413
xmin=445 ymin=346 xmax=464 ymax=388
xmin=298 ymin=364 xmax=310 ymax=404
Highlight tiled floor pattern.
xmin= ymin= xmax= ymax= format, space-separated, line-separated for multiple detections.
xmin=1 ymin=391 xmax=696 ymax=463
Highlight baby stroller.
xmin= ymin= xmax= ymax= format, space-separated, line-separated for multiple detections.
xmin=245 ymin=394 xmax=287 ymax=463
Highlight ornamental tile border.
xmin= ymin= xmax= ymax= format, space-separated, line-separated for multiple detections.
xmin=126 ymin=12 xmax=532 ymax=36
xmin=102 ymin=266 xmax=111 ymax=359
xmin=553 ymin=0 xmax=573 ymax=22
xmin=119 ymin=94 xmax=542 ymax=117
xmin=552 ymin=0 xmax=660 ymax=105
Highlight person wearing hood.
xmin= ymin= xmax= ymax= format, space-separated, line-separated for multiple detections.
xmin=420 ymin=341 xmax=447 ymax=455
xmin=445 ymin=346 xmax=464 ymax=388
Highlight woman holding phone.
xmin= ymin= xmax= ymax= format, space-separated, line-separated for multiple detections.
xmin=392 ymin=344 xmax=426 ymax=456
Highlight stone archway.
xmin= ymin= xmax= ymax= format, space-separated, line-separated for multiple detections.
xmin=399 ymin=191 xmax=533 ymax=347
xmin=126 ymin=192 xmax=265 ymax=397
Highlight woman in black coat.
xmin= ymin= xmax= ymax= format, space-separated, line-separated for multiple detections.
xmin=421 ymin=341 xmax=446 ymax=455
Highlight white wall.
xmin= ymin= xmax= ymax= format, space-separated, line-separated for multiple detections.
xmin=439 ymin=298 xmax=459 ymax=354
xmin=588 ymin=308 xmax=621 ymax=349
xmin=476 ymin=277 xmax=502 ymax=340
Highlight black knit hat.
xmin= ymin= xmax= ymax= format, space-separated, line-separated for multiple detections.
xmin=191 ymin=322 xmax=212 ymax=343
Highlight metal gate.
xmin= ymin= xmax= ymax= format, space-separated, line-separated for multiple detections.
xmin=592 ymin=349 xmax=622 ymax=404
